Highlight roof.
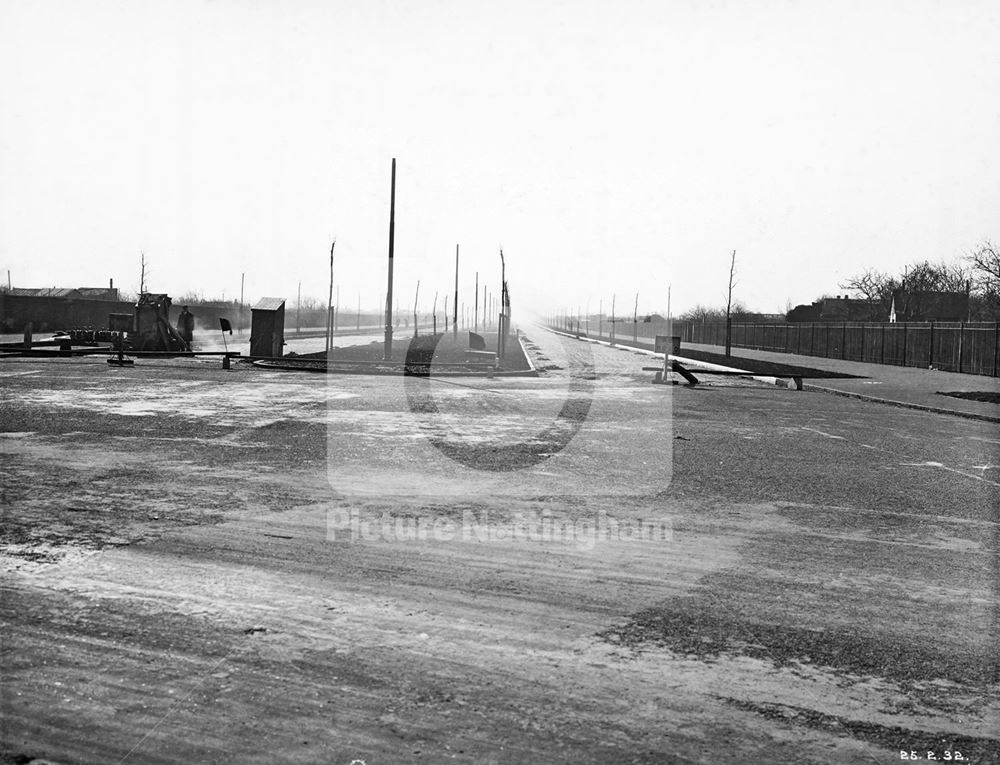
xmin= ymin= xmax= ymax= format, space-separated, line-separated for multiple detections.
xmin=253 ymin=297 xmax=286 ymax=311
xmin=8 ymin=287 xmax=80 ymax=298
xmin=77 ymin=287 xmax=119 ymax=299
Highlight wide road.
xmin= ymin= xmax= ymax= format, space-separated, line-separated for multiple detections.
xmin=1 ymin=327 xmax=997 ymax=764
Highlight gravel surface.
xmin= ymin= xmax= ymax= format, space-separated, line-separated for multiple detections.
xmin=1 ymin=327 xmax=997 ymax=764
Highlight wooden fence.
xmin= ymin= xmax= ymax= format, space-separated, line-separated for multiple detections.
xmin=550 ymin=317 xmax=999 ymax=377
xmin=678 ymin=322 xmax=998 ymax=376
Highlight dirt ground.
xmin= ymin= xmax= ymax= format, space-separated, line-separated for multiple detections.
xmin=1 ymin=329 xmax=998 ymax=764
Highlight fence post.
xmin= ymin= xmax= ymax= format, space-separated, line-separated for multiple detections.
xmin=902 ymin=323 xmax=908 ymax=367
xmin=928 ymin=322 xmax=934 ymax=369
xmin=826 ymin=324 xmax=831 ymax=359
xmin=842 ymin=322 xmax=847 ymax=360
xmin=811 ymin=323 xmax=816 ymax=356
xmin=994 ymin=322 xmax=999 ymax=378
xmin=881 ymin=323 xmax=886 ymax=365
xmin=957 ymin=322 xmax=964 ymax=374
xmin=859 ymin=323 xmax=865 ymax=361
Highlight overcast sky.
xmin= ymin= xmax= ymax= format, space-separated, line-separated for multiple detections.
xmin=1 ymin=0 xmax=997 ymax=318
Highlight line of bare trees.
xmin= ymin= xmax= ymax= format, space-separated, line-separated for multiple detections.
xmin=838 ymin=240 xmax=999 ymax=321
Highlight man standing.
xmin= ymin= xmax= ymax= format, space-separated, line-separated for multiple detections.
xmin=177 ymin=306 xmax=195 ymax=350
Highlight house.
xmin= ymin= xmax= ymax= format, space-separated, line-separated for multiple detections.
xmin=890 ymin=290 xmax=969 ymax=322
xmin=787 ymin=290 xmax=971 ymax=322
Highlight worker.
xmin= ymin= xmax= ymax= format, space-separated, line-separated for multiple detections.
xmin=177 ymin=306 xmax=195 ymax=349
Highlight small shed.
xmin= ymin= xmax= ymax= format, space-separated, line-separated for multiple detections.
xmin=250 ymin=297 xmax=285 ymax=358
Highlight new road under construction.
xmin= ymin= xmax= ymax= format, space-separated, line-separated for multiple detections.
xmin=1 ymin=316 xmax=998 ymax=764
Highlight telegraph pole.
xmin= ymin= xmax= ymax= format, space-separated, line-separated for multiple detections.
xmin=497 ymin=249 xmax=505 ymax=361
xmin=610 ymin=293 xmax=616 ymax=345
xmin=325 ymin=241 xmax=335 ymax=355
xmin=413 ymin=280 xmax=420 ymax=337
xmin=453 ymin=244 xmax=459 ymax=338
xmin=474 ymin=271 xmax=479 ymax=332
xmin=383 ymin=159 xmax=396 ymax=360
xmin=633 ymin=291 xmax=639 ymax=343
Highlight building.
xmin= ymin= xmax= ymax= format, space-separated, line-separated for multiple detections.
xmin=787 ymin=291 xmax=971 ymax=322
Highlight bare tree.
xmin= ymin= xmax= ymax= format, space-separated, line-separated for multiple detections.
xmin=967 ymin=240 xmax=1000 ymax=287
xmin=839 ymin=268 xmax=898 ymax=319
xmin=967 ymin=240 xmax=1000 ymax=319
xmin=902 ymin=260 xmax=969 ymax=293
xmin=680 ymin=300 xmax=750 ymax=323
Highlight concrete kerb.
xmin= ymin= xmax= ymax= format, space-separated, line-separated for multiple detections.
xmin=545 ymin=327 xmax=782 ymax=387
xmin=794 ymin=383 xmax=1000 ymax=424
xmin=516 ymin=332 xmax=538 ymax=374
xmin=546 ymin=326 xmax=1000 ymax=424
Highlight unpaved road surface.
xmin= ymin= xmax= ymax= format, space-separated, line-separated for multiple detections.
xmin=1 ymin=329 xmax=998 ymax=764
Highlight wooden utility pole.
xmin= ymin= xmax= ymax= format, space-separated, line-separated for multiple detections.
xmin=610 ymin=293 xmax=616 ymax=344
xmin=433 ymin=291 xmax=438 ymax=334
xmin=497 ymin=249 xmax=505 ymax=361
xmin=633 ymin=292 xmax=639 ymax=343
xmin=325 ymin=240 xmax=336 ymax=355
xmin=725 ymin=249 xmax=736 ymax=357
xmin=240 ymin=272 xmax=245 ymax=333
xmin=413 ymin=280 xmax=420 ymax=337
xmin=474 ymin=271 xmax=479 ymax=332
xmin=453 ymin=244 xmax=459 ymax=338
xmin=384 ymin=158 xmax=396 ymax=360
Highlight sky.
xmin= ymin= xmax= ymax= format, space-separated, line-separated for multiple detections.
xmin=1 ymin=0 xmax=998 ymax=319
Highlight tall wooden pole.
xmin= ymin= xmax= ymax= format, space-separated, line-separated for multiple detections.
xmin=497 ymin=249 xmax=505 ymax=361
xmin=413 ymin=280 xmax=420 ymax=337
xmin=633 ymin=291 xmax=639 ymax=343
xmin=326 ymin=241 xmax=336 ymax=355
xmin=453 ymin=244 xmax=459 ymax=338
xmin=384 ymin=159 xmax=396 ymax=360
xmin=474 ymin=271 xmax=479 ymax=332
xmin=610 ymin=293 xmax=616 ymax=345
xmin=725 ymin=249 xmax=736 ymax=357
